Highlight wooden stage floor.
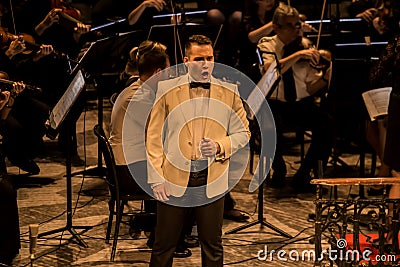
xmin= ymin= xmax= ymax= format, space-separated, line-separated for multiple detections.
xmin=7 ymin=100 xmax=380 ymax=267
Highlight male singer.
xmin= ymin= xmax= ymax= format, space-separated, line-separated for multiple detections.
xmin=146 ymin=34 xmax=250 ymax=266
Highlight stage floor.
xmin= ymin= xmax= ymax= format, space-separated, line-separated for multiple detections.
xmin=8 ymin=99 xmax=381 ymax=267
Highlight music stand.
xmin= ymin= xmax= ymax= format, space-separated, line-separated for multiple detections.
xmin=71 ymin=30 xmax=144 ymax=177
xmin=39 ymin=70 xmax=91 ymax=247
xmin=226 ymin=56 xmax=292 ymax=238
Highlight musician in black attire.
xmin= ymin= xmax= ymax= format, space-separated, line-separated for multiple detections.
xmin=258 ymin=4 xmax=333 ymax=191
xmin=369 ymin=3 xmax=400 ymax=245
xmin=91 ymin=0 xmax=167 ymax=32
xmin=0 ymin=84 xmax=26 ymax=265
xmin=0 ymin=37 xmax=56 ymax=174
xmin=197 ymin=0 xmax=245 ymax=66
xmin=348 ymin=0 xmax=391 ymax=37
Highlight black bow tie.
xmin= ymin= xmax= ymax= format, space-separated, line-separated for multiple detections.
xmin=189 ymin=82 xmax=211 ymax=89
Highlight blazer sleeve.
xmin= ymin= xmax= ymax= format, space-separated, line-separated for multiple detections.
xmin=146 ymin=86 xmax=167 ymax=185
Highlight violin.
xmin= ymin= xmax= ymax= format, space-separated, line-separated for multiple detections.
xmin=309 ymin=0 xmax=332 ymax=72
xmin=50 ymin=0 xmax=82 ymax=31
xmin=309 ymin=49 xmax=332 ymax=72
xmin=284 ymin=37 xmax=331 ymax=72
xmin=0 ymin=27 xmax=35 ymax=54
xmin=0 ymin=71 xmax=42 ymax=99
xmin=0 ymin=27 xmax=63 ymax=58
xmin=376 ymin=0 xmax=392 ymax=20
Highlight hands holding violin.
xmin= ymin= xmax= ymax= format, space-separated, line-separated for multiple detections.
xmin=372 ymin=16 xmax=388 ymax=35
xmin=128 ymin=0 xmax=167 ymax=25
xmin=5 ymin=38 xmax=26 ymax=59
xmin=0 ymin=81 xmax=25 ymax=119
xmin=356 ymin=7 xmax=378 ymax=23
xmin=143 ymin=0 xmax=167 ymax=12
xmin=72 ymin=22 xmax=90 ymax=43
xmin=33 ymin=44 xmax=55 ymax=62
xmin=36 ymin=8 xmax=63 ymax=36
xmin=355 ymin=2 xmax=392 ymax=35
xmin=35 ymin=8 xmax=91 ymax=41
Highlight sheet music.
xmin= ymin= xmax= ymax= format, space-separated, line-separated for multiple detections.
xmin=362 ymin=87 xmax=392 ymax=121
xmin=246 ymin=61 xmax=279 ymax=119
xmin=49 ymin=70 xmax=85 ymax=129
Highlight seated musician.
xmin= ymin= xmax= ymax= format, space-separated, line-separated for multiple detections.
xmin=257 ymin=4 xmax=333 ymax=192
xmin=90 ymin=0 xmax=169 ymax=33
xmin=348 ymin=0 xmax=393 ymax=36
xmin=370 ymin=4 xmax=400 ymax=249
xmin=34 ymin=8 xmax=90 ymax=56
xmin=0 ymin=37 xmax=55 ymax=174
xmin=109 ymin=43 xmax=193 ymax=257
xmin=0 ymin=88 xmax=24 ymax=265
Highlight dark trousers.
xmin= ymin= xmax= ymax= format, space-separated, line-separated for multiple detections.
xmin=269 ymin=98 xmax=333 ymax=177
xmin=150 ymin=170 xmax=224 ymax=267
xmin=0 ymin=173 xmax=20 ymax=264
xmin=384 ymin=92 xmax=400 ymax=172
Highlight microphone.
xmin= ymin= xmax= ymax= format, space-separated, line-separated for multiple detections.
xmin=29 ymin=224 xmax=39 ymax=260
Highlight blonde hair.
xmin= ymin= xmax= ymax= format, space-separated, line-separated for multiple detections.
xmin=125 ymin=40 xmax=167 ymax=75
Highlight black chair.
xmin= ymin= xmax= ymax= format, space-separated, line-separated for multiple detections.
xmin=248 ymin=119 xmax=308 ymax=175
xmin=93 ymin=125 xmax=153 ymax=261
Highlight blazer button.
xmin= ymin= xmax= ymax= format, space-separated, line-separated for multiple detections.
xmin=185 ymin=162 xmax=189 ymax=165
xmin=188 ymin=141 xmax=192 ymax=145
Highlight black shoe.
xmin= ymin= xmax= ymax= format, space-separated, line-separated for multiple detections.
xmin=183 ymin=235 xmax=199 ymax=248
xmin=173 ymin=247 xmax=192 ymax=258
xmin=8 ymin=156 xmax=40 ymax=175
xmin=291 ymin=169 xmax=311 ymax=190
xmin=223 ymin=209 xmax=250 ymax=222
xmin=71 ymin=155 xmax=85 ymax=167
xmin=268 ymin=174 xmax=286 ymax=188
xmin=146 ymin=236 xmax=154 ymax=249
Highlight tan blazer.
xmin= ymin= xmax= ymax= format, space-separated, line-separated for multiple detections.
xmin=146 ymin=75 xmax=250 ymax=198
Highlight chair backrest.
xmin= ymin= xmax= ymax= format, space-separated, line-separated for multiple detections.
xmin=93 ymin=125 xmax=119 ymax=201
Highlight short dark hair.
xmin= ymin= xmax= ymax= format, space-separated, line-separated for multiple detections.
xmin=185 ymin=35 xmax=212 ymax=56
xmin=272 ymin=4 xmax=299 ymax=26
xmin=138 ymin=50 xmax=169 ymax=76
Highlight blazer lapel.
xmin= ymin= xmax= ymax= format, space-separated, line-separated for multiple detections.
xmin=204 ymin=82 xmax=224 ymax=138
xmin=176 ymin=84 xmax=193 ymax=137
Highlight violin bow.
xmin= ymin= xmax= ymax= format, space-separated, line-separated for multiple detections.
xmin=8 ymin=0 xmax=17 ymax=35
xmin=316 ymin=0 xmax=328 ymax=50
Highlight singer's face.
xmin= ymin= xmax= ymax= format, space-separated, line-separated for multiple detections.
xmin=184 ymin=44 xmax=214 ymax=82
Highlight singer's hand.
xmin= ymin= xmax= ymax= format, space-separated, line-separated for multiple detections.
xmin=199 ymin=138 xmax=220 ymax=157
xmin=152 ymin=182 xmax=170 ymax=201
